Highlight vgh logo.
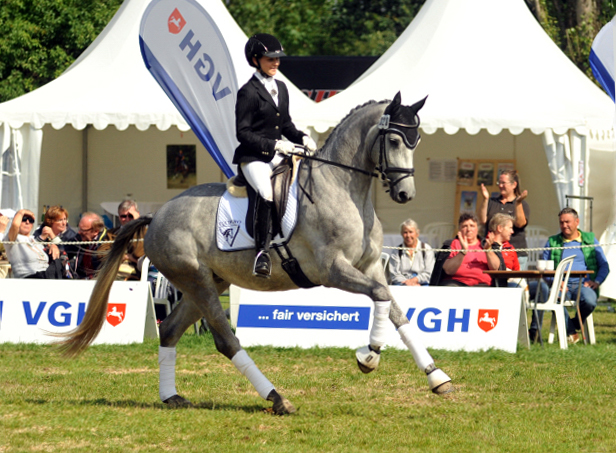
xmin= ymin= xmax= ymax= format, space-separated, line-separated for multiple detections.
xmin=477 ymin=309 xmax=499 ymax=332
xmin=168 ymin=8 xmax=186 ymax=34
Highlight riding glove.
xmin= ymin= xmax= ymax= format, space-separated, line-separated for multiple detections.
xmin=302 ymin=135 xmax=317 ymax=156
xmin=274 ymin=140 xmax=296 ymax=156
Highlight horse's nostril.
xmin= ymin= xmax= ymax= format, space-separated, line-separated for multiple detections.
xmin=399 ymin=192 xmax=408 ymax=202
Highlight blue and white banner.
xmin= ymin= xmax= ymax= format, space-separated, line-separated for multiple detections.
xmin=140 ymin=0 xmax=239 ymax=177
xmin=233 ymin=286 xmax=524 ymax=353
xmin=0 ymin=280 xmax=157 ymax=344
xmin=590 ymin=16 xmax=616 ymax=102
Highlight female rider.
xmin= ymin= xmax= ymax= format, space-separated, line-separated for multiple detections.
xmin=232 ymin=33 xmax=317 ymax=278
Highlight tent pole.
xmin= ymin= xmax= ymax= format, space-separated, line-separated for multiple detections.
xmin=82 ymin=125 xmax=90 ymax=214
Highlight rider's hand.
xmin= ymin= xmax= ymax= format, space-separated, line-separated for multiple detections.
xmin=302 ymin=135 xmax=317 ymax=156
xmin=275 ymin=140 xmax=295 ymax=156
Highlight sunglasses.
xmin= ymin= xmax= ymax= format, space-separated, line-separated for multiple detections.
xmin=22 ymin=215 xmax=35 ymax=224
xmin=119 ymin=213 xmax=134 ymax=220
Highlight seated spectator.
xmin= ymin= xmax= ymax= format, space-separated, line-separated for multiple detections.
xmin=486 ymin=213 xmax=519 ymax=288
xmin=528 ymin=207 xmax=610 ymax=344
xmin=0 ymin=213 xmax=9 ymax=279
xmin=33 ymin=205 xmax=79 ymax=259
xmin=388 ymin=218 xmax=434 ymax=286
xmin=73 ymin=212 xmax=113 ymax=279
xmin=111 ymin=200 xmax=144 ymax=280
xmin=441 ymin=213 xmax=502 ymax=287
xmin=4 ymin=209 xmax=64 ymax=279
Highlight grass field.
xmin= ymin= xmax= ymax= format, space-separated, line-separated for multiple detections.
xmin=2 ymin=303 xmax=616 ymax=452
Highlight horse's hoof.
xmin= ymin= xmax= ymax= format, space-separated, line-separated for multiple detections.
xmin=426 ymin=368 xmax=453 ymax=394
xmin=355 ymin=345 xmax=380 ymax=374
xmin=432 ymin=381 xmax=454 ymax=395
xmin=163 ymin=394 xmax=193 ymax=408
xmin=267 ymin=390 xmax=296 ymax=415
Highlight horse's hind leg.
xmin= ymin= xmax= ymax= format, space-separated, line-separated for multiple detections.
xmin=159 ymin=274 xmax=295 ymax=414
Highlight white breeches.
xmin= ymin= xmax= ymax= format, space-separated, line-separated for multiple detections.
xmin=240 ymin=153 xmax=284 ymax=202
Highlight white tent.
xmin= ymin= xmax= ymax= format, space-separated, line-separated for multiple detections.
xmin=0 ymin=0 xmax=315 ymax=218
xmin=305 ymin=0 xmax=615 ymax=236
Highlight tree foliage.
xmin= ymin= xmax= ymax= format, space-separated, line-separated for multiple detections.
xmin=1 ymin=0 xmax=616 ymax=103
xmin=0 ymin=0 xmax=122 ymax=102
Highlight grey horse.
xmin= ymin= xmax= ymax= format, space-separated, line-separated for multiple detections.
xmin=57 ymin=92 xmax=453 ymax=415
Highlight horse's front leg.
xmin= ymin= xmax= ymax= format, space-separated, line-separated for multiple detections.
xmin=325 ymin=259 xmax=452 ymax=394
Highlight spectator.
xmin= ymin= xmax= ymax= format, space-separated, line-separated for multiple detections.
xmin=73 ymin=212 xmax=112 ymax=279
xmin=487 ymin=213 xmax=519 ymax=271
xmin=388 ymin=218 xmax=434 ymax=286
xmin=528 ymin=207 xmax=609 ymax=344
xmin=111 ymin=200 xmax=144 ymax=280
xmin=480 ymin=170 xmax=530 ymax=269
xmin=32 ymin=205 xmax=79 ymax=259
xmin=4 ymin=209 xmax=64 ymax=279
xmin=441 ymin=213 xmax=502 ymax=287
xmin=0 ymin=213 xmax=9 ymax=279
xmin=117 ymin=199 xmax=140 ymax=227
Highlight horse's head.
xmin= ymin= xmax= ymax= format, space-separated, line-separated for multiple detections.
xmin=376 ymin=92 xmax=426 ymax=203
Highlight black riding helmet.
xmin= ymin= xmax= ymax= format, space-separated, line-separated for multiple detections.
xmin=245 ymin=33 xmax=286 ymax=68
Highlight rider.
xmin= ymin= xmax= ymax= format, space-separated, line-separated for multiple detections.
xmin=232 ymin=33 xmax=317 ymax=278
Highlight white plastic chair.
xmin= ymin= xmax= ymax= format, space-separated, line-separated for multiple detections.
xmin=525 ymin=225 xmax=550 ymax=269
xmin=525 ymin=255 xmax=575 ymax=349
xmin=423 ymin=222 xmax=455 ymax=249
xmin=563 ymin=297 xmax=596 ymax=345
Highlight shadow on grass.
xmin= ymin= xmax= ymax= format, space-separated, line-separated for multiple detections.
xmin=25 ymin=398 xmax=268 ymax=413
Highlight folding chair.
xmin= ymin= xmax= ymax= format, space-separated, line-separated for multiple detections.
xmin=524 ymin=255 xmax=574 ymax=349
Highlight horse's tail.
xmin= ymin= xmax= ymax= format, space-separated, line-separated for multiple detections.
xmin=55 ymin=216 xmax=153 ymax=357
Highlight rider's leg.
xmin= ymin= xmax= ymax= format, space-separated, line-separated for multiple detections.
xmin=241 ymin=158 xmax=280 ymax=278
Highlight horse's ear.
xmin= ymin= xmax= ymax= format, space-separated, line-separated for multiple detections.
xmin=411 ymin=95 xmax=428 ymax=113
xmin=384 ymin=91 xmax=402 ymax=115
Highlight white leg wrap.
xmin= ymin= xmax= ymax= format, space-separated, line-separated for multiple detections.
xmin=232 ymin=349 xmax=275 ymax=400
xmin=159 ymin=346 xmax=177 ymax=401
xmin=370 ymin=301 xmax=391 ymax=348
xmin=398 ymin=323 xmax=434 ymax=372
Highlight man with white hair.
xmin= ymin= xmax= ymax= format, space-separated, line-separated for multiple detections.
xmin=74 ymin=212 xmax=111 ymax=279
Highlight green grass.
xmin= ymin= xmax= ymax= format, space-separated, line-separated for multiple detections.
xmin=2 ymin=304 xmax=616 ymax=452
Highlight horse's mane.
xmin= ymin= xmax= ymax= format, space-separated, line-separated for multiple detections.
xmin=322 ymin=99 xmax=390 ymax=149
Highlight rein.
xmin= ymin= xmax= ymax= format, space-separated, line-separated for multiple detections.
xmin=293 ymin=113 xmax=417 ymax=191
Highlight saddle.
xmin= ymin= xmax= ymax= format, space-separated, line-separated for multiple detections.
xmin=227 ymin=155 xmax=300 ymax=239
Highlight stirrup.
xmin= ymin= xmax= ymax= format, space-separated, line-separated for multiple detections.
xmin=253 ymin=250 xmax=272 ymax=278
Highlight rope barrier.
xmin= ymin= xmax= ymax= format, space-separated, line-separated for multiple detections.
xmin=383 ymin=241 xmax=616 ymax=254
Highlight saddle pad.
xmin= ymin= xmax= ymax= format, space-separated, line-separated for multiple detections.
xmin=216 ymin=176 xmax=299 ymax=251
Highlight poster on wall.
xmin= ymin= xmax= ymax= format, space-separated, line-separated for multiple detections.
xmin=167 ymin=145 xmax=196 ymax=189
xmin=457 ymin=162 xmax=475 ymax=186
xmin=476 ymin=163 xmax=494 ymax=186
xmin=460 ymin=191 xmax=478 ymax=214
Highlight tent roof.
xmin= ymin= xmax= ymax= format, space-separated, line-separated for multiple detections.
xmin=305 ymin=0 xmax=614 ymax=137
xmin=0 ymin=0 xmax=314 ymax=131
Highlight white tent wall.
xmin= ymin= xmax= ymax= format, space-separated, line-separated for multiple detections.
xmin=372 ymin=129 xmax=561 ymax=235
xmin=37 ymin=125 xmax=225 ymax=218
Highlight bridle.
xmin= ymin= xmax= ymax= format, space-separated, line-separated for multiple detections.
xmin=371 ymin=113 xmax=418 ymax=191
xmin=295 ymin=114 xmax=418 ymax=190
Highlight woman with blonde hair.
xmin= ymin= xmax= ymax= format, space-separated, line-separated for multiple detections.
xmin=480 ymin=170 xmax=530 ymax=269
xmin=33 ymin=205 xmax=79 ymax=258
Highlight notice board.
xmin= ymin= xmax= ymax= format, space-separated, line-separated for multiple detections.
xmin=454 ymin=159 xmax=516 ymax=225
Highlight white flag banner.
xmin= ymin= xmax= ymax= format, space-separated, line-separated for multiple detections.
xmin=589 ymin=16 xmax=616 ymax=102
xmin=140 ymin=0 xmax=239 ymax=177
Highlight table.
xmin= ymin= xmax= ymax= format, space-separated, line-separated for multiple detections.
xmin=484 ymin=270 xmax=594 ymax=347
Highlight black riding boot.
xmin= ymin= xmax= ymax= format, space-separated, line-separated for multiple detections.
xmin=253 ymin=197 xmax=274 ymax=278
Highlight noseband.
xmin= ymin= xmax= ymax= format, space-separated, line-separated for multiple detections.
xmin=372 ymin=114 xmax=417 ymax=191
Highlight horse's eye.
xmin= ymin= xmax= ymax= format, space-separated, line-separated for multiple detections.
xmin=388 ymin=137 xmax=400 ymax=146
